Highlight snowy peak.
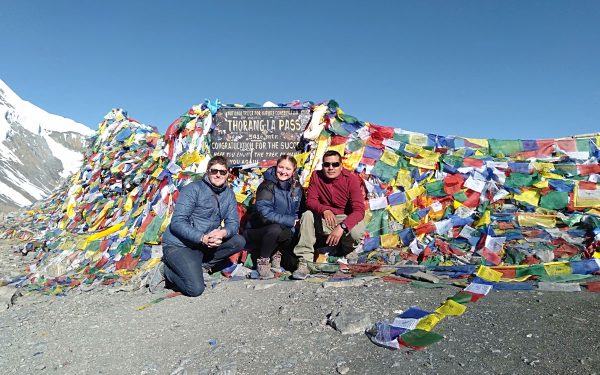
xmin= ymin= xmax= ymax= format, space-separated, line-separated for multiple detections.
xmin=0 ymin=79 xmax=95 ymax=213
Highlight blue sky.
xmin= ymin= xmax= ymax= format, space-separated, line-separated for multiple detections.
xmin=1 ymin=0 xmax=599 ymax=139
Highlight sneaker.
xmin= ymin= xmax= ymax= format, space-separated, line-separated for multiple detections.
xmin=271 ymin=251 xmax=282 ymax=270
xmin=292 ymin=261 xmax=310 ymax=280
xmin=148 ymin=262 xmax=165 ymax=293
xmin=257 ymin=257 xmax=274 ymax=279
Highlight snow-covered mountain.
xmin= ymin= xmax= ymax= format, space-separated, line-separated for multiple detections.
xmin=0 ymin=79 xmax=95 ymax=214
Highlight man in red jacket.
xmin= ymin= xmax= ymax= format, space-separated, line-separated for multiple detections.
xmin=292 ymin=150 xmax=366 ymax=279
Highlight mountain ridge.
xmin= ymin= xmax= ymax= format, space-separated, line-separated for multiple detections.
xmin=0 ymin=79 xmax=95 ymax=213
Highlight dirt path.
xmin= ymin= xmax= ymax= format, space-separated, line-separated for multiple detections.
xmin=1 ymin=240 xmax=599 ymax=374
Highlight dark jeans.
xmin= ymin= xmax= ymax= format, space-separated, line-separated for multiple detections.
xmin=245 ymin=223 xmax=293 ymax=259
xmin=162 ymin=234 xmax=245 ymax=297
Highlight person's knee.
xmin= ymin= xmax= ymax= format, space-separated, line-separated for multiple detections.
xmin=300 ymin=210 xmax=314 ymax=223
xmin=225 ymin=234 xmax=245 ymax=251
xmin=265 ymin=224 xmax=283 ymax=236
xmin=185 ymin=281 xmax=205 ymax=297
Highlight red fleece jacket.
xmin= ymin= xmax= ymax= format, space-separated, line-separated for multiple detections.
xmin=305 ymin=169 xmax=365 ymax=231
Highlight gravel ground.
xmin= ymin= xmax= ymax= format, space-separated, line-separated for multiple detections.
xmin=1 ymin=239 xmax=599 ymax=375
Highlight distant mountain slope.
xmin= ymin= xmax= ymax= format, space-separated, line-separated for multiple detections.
xmin=0 ymin=79 xmax=95 ymax=213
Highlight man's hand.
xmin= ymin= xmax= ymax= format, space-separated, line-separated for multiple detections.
xmin=202 ymin=228 xmax=226 ymax=248
xmin=323 ymin=210 xmax=337 ymax=229
xmin=326 ymin=225 xmax=344 ymax=246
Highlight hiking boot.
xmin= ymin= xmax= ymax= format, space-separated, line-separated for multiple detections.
xmin=147 ymin=262 xmax=165 ymax=293
xmin=271 ymin=251 xmax=282 ymax=270
xmin=345 ymin=251 xmax=358 ymax=265
xmin=292 ymin=261 xmax=310 ymax=280
xmin=257 ymin=257 xmax=274 ymax=279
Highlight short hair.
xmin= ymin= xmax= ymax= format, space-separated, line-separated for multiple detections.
xmin=207 ymin=155 xmax=228 ymax=170
xmin=323 ymin=150 xmax=342 ymax=162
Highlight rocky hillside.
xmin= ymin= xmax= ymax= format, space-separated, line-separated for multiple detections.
xmin=0 ymin=79 xmax=94 ymax=213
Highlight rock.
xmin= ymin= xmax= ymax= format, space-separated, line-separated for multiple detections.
xmin=336 ymin=362 xmax=350 ymax=374
xmin=323 ymin=278 xmax=365 ymax=288
xmin=537 ymin=282 xmax=581 ymax=292
xmin=397 ymin=271 xmax=440 ymax=284
xmin=0 ymin=285 xmax=19 ymax=310
xmin=328 ymin=310 xmax=372 ymax=335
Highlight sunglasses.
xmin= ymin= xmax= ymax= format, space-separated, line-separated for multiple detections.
xmin=209 ymin=168 xmax=228 ymax=176
xmin=323 ymin=162 xmax=341 ymax=168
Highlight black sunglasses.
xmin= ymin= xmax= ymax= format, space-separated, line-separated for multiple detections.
xmin=323 ymin=162 xmax=341 ymax=168
xmin=209 ymin=168 xmax=228 ymax=176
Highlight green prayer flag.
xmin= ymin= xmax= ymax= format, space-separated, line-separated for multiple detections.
xmin=366 ymin=209 xmax=389 ymax=236
xmin=399 ymin=329 xmax=444 ymax=349
xmin=448 ymin=291 xmax=473 ymax=304
xmin=453 ymin=191 xmax=468 ymax=202
xmin=425 ymin=181 xmax=447 ymax=197
xmin=515 ymin=264 xmax=546 ymax=278
xmin=505 ymin=172 xmax=538 ymax=189
xmin=372 ymin=161 xmax=398 ymax=183
xmin=489 ymin=139 xmax=524 ymax=156
xmin=539 ymin=191 xmax=569 ymax=210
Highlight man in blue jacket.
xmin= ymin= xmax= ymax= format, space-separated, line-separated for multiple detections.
xmin=149 ymin=155 xmax=245 ymax=296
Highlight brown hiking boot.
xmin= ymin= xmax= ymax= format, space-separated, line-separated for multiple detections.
xmin=271 ymin=251 xmax=282 ymax=270
xmin=292 ymin=261 xmax=310 ymax=280
xmin=257 ymin=257 xmax=274 ymax=279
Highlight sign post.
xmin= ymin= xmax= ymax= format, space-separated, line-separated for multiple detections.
xmin=211 ymin=107 xmax=311 ymax=165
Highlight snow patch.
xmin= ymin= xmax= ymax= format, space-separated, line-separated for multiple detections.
xmin=0 ymin=166 xmax=48 ymax=199
xmin=43 ymin=131 xmax=84 ymax=177
xmin=0 ymin=180 xmax=32 ymax=206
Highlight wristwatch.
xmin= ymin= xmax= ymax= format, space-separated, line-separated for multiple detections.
xmin=340 ymin=223 xmax=348 ymax=233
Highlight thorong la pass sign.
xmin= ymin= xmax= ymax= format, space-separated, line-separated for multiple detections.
xmin=211 ymin=107 xmax=310 ymax=165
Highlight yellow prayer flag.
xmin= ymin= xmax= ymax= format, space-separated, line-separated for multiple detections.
xmin=544 ymin=262 xmax=572 ymax=276
xmin=463 ymin=137 xmax=489 ymax=148
xmin=388 ymin=203 xmax=408 ymax=222
xmin=409 ymin=133 xmax=428 ymax=146
xmin=574 ymin=182 xmax=600 ymax=208
xmin=403 ymin=143 xmax=423 ymax=155
xmin=517 ymin=214 xmax=556 ymax=228
xmin=294 ymin=152 xmax=310 ymax=167
xmin=533 ymin=179 xmax=549 ymax=189
xmin=395 ymin=170 xmax=413 ymax=189
xmin=435 ymin=299 xmax=467 ymax=316
xmin=343 ymin=149 xmax=363 ymax=170
xmin=532 ymin=162 xmax=554 ymax=172
xmin=86 ymin=222 xmax=125 ymax=242
xmin=474 ymin=210 xmax=491 ymax=227
xmin=476 ymin=265 xmax=503 ymax=282
xmin=235 ymin=192 xmax=248 ymax=204
xmin=514 ymin=190 xmax=540 ymax=206
xmin=541 ymin=172 xmax=564 ymax=180
xmin=409 ymin=155 xmax=438 ymax=170
xmin=327 ymin=143 xmax=345 ymax=156
xmin=118 ymin=227 xmax=129 ymax=238
xmin=415 ymin=313 xmax=444 ymax=332
xmin=151 ymin=167 xmax=163 ymax=179
xmin=380 ymin=233 xmax=399 ymax=248
xmin=406 ymin=185 xmax=426 ymax=201
xmin=380 ymin=149 xmax=400 ymax=166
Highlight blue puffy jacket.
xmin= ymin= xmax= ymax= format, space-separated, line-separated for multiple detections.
xmin=250 ymin=166 xmax=303 ymax=229
xmin=162 ymin=175 xmax=239 ymax=248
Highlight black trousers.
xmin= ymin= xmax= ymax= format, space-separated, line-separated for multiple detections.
xmin=245 ymin=223 xmax=294 ymax=258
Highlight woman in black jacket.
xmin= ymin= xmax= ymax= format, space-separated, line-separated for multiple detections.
xmin=245 ymin=155 xmax=303 ymax=279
